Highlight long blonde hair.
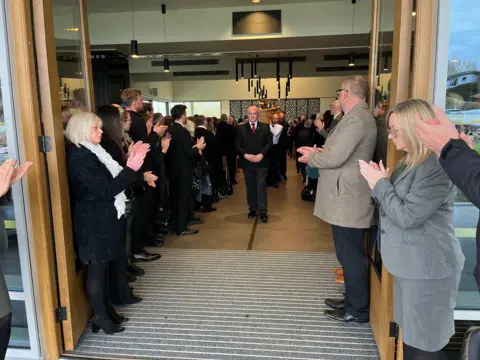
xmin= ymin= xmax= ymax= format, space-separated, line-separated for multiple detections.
xmin=387 ymin=98 xmax=434 ymax=171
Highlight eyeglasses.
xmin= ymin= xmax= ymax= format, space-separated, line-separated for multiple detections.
xmin=387 ymin=127 xmax=400 ymax=135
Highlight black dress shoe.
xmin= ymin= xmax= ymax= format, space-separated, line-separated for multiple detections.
xmin=260 ymin=213 xmax=268 ymax=223
xmin=325 ymin=298 xmax=345 ymax=310
xmin=177 ymin=229 xmax=199 ymax=236
xmin=232 ymin=179 xmax=238 ymax=185
xmin=273 ymin=182 xmax=279 ymax=188
xmin=127 ymin=263 xmax=145 ymax=277
xmin=121 ymin=295 xmax=143 ymax=305
xmin=283 ymin=175 xmax=288 ymax=180
xmin=127 ymin=273 xmax=137 ymax=283
xmin=248 ymin=211 xmax=257 ymax=219
xmin=324 ymin=309 xmax=369 ymax=323
xmin=203 ymin=207 xmax=217 ymax=213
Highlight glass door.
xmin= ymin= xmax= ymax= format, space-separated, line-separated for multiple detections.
xmin=0 ymin=0 xmax=41 ymax=358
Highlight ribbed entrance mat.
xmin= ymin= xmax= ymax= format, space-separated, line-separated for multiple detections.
xmin=66 ymin=249 xmax=379 ymax=360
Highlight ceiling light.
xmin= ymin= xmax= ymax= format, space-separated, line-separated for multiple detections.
xmin=66 ymin=28 xmax=79 ymax=32
xmin=252 ymin=0 xmax=262 ymax=3
xmin=164 ymin=58 xmax=170 ymax=72
xmin=131 ymin=40 xmax=139 ymax=57
xmin=348 ymin=52 xmax=355 ymax=67
xmin=194 ymin=53 xmax=202 ymax=56
xmin=212 ymin=52 xmax=222 ymax=56
xmin=412 ymin=11 xmax=416 ymax=16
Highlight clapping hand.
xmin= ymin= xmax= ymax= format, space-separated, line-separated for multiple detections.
xmin=161 ymin=133 xmax=171 ymax=153
xmin=143 ymin=171 xmax=158 ymax=188
xmin=9 ymin=159 xmax=33 ymax=185
xmin=297 ymin=145 xmax=322 ymax=164
xmin=196 ymin=136 xmax=206 ymax=151
xmin=154 ymin=124 xmax=168 ymax=137
xmin=359 ymin=160 xmax=390 ymax=190
xmin=126 ymin=141 xmax=150 ymax=172
xmin=146 ymin=117 xmax=153 ymax=135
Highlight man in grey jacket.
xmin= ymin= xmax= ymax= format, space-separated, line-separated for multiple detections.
xmin=298 ymin=76 xmax=377 ymax=323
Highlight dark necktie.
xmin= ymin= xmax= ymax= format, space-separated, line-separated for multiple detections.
xmin=251 ymin=123 xmax=256 ymax=134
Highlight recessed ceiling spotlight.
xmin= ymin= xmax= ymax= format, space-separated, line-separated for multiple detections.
xmin=252 ymin=0 xmax=262 ymax=3
xmin=194 ymin=53 xmax=202 ymax=56
xmin=212 ymin=52 xmax=222 ymax=56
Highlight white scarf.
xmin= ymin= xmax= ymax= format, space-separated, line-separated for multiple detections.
xmin=80 ymin=141 xmax=127 ymax=219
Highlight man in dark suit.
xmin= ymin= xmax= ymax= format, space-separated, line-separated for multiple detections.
xmin=235 ymin=106 xmax=273 ymax=223
xmin=195 ymin=115 xmax=218 ymax=212
xmin=278 ymin=112 xmax=289 ymax=180
xmin=122 ymin=88 xmax=162 ymax=262
xmin=166 ymin=105 xmax=206 ymax=236
xmin=216 ymin=115 xmax=238 ymax=185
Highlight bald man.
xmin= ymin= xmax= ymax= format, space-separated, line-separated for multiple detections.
xmin=235 ymin=106 xmax=273 ymax=223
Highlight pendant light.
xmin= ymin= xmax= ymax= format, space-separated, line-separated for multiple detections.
xmin=235 ymin=63 xmax=239 ymax=83
xmin=130 ymin=0 xmax=138 ymax=57
xmin=276 ymin=60 xmax=280 ymax=83
xmin=348 ymin=2 xmax=356 ymax=67
xmin=241 ymin=62 xmax=244 ymax=79
xmin=162 ymin=4 xmax=170 ymax=72
xmin=288 ymin=59 xmax=293 ymax=79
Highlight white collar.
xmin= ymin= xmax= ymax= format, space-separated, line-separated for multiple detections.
xmin=175 ymin=120 xmax=185 ymax=127
xmin=197 ymin=125 xmax=208 ymax=130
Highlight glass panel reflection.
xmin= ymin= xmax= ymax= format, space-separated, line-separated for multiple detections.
xmin=9 ymin=300 xmax=30 ymax=349
xmin=445 ymin=0 xmax=480 ymax=310
xmin=0 ymin=78 xmax=23 ymax=293
xmin=53 ymin=0 xmax=88 ymax=122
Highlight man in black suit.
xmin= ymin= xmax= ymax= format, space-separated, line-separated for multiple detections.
xmin=235 ymin=106 xmax=273 ymax=223
xmin=216 ymin=115 xmax=238 ymax=185
xmin=166 ymin=105 xmax=206 ymax=236
xmin=121 ymin=88 xmax=163 ymax=262
xmin=195 ymin=115 xmax=218 ymax=212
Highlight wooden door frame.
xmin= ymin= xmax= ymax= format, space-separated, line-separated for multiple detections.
xmin=368 ymin=0 xmax=414 ymax=359
xmin=8 ymin=0 xmax=63 ymax=358
xmin=32 ymin=0 xmax=99 ymax=351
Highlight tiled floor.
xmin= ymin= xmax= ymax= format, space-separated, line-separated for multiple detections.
xmin=165 ymin=158 xmax=334 ymax=253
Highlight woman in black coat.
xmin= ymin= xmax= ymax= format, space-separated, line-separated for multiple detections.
xmin=65 ymin=111 xmax=149 ymax=334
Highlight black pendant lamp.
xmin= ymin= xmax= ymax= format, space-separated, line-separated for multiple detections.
xmin=241 ymin=62 xmax=244 ymax=79
xmin=348 ymin=52 xmax=355 ymax=67
xmin=162 ymin=4 xmax=170 ymax=72
xmin=130 ymin=0 xmax=138 ymax=57
xmin=235 ymin=63 xmax=239 ymax=83
xmin=348 ymin=2 xmax=356 ymax=67
xmin=288 ymin=59 xmax=293 ymax=79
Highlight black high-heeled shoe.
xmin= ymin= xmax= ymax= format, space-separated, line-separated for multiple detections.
xmin=91 ymin=315 xmax=124 ymax=334
xmin=107 ymin=305 xmax=128 ymax=325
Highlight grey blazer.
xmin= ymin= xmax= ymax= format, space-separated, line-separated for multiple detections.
xmin=308 ymin=103 xmax=377 ymax=229
xmin=372 ymin=153 xmax=465 ymax=280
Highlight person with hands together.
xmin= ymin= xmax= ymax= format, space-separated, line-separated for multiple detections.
xmin=235 ymin=106 xmax=273 ymax=223
xmin=360 ymin=99 xmax=464 ymax=360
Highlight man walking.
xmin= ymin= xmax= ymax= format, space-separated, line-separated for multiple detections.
xmin=235 ymin=106 xmax=273 ymax=223
xmin=298 ymin=76 xmax=377 ymax=323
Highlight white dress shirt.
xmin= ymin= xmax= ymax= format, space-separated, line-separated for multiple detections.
xmin=270 ymin=123 xmax=283 ymax=145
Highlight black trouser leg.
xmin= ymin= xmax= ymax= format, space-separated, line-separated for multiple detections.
xmin=403 ymin=343 xmax=443 ymax=360
xmin=132 ymin=189 xmax=153 ymax=253
xmin=0 ymin=312 xmax=11 ymax=359
xmin=125 ymin=211 xmax=135 ymax=263
xmin=257 ymin=168 xmax=268 ymax=214
xmin=86 ymin=262 xmax=110 ymax=318
xmin=331 ymin=225 xmax=369 ymax=320
xmin=172 ymin=180 xmax=191 ymax=234
xmin=279 ymin=148 xmax=287 ymax=177
xmin=244 ymin=168 xmax=258 ymax=212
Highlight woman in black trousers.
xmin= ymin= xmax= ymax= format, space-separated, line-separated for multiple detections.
xmin=65 ymin=111 xmax=149 ymax=334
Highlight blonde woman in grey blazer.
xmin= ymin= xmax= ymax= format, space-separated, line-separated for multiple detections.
xmin=360 ymin=99 xmax=465 ymax=360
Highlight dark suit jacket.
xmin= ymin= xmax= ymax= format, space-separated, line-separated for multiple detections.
xmin=439 ymin=139 xmax=480 ymax=290
xmin=127 ymin=110 xmax=159 ymax=172
xmin=166 ymin=122 xmax=199 ymax=183
xmin=195 ymin=127 xmax=217 ymax=166
xmin=216 ymin=121 xmax=236 ymax=156
xmin=235 ymin=122 xmax=273 ymax=169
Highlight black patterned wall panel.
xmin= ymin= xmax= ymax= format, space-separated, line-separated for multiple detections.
xmin=285 ymin=100 xmax=297 ymax=122
xmin=230 ymin=98 xmax=320 ymax=121
xmin=230 ymin=101 xmax=242 ymax=120
xmin=297 ymin=99 xmax=308 ymax=117
xmin=308 ymin=99 xmax=321 ymax=116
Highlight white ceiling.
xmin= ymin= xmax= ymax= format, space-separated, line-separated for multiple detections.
xmin=84 ymin=0 xmax=332 ymax=13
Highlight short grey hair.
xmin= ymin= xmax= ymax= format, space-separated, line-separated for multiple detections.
xmin=65 ymin=111 xmax=102 ymax=147
xmin=343 ymin=76 xmax=369 ymax=100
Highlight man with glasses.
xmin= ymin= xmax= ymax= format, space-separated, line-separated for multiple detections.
xmin=298 ymin=76 xmax=377 ymax=323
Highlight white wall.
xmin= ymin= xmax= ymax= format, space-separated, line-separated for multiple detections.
xmin=134 ymin=81 xmax=174 ymax=101
xmin=82 ymin=1 xmax=389 ymax=45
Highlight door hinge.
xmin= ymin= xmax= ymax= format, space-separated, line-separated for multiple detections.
xmin=55 ymin=306 xmax=67 ymax=323
xmin=389 ymin=321 xmax=398 ymax=338
xmin=38 ymin=135 xmax=52 ymax=153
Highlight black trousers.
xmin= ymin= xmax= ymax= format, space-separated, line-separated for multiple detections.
xmin=132 ymin=186 xmax=157 ymax=253
xmin=268 ymin=145 xmax=281 ymax=184
xmin=331 ymin=225 xmax=369 ymax=321
xmin=0 ymin=312 xmax=11 ymax=359
xmin=404 ymin=342 xmax=443 ymax=360
xmin=170 ymin=178 xmax=191 ymax=234
xmin=279 ymin=147 xmax=287 ymax=177
xmin=244 ymin=167 xmax=268 ymax=213
xmin=226 ymin=153 xmax=237 ymax=182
